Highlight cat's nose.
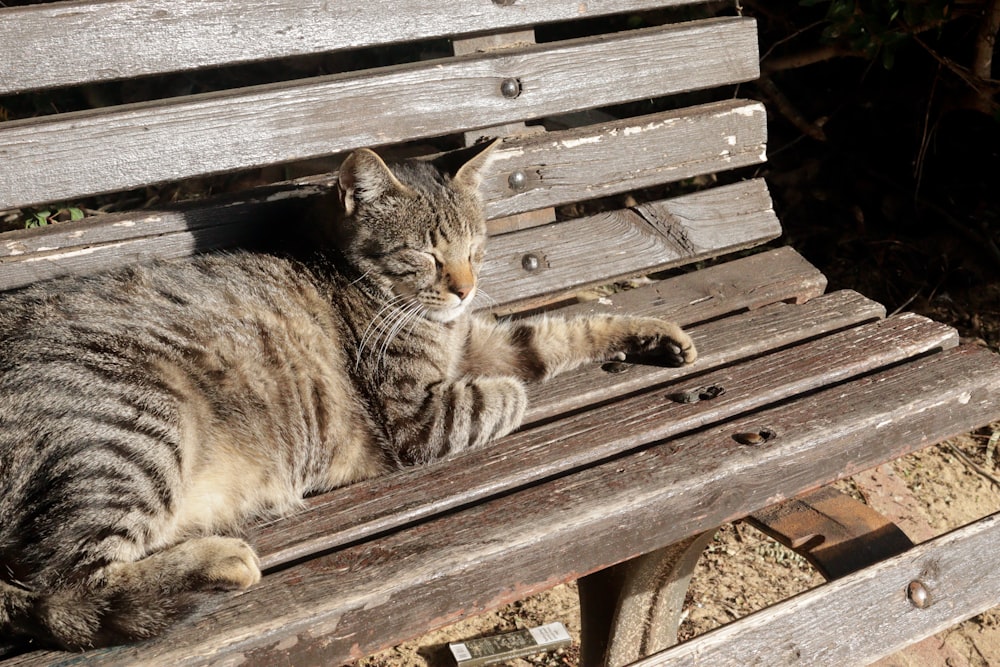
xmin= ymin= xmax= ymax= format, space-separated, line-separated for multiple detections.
xmin=451 ymin=283 xmax=474 ymax=301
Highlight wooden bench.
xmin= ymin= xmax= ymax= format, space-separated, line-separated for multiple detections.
xmin=2 ymin=2 xmax=999 ymax=665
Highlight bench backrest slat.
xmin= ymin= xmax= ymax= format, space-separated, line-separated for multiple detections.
xmin=0 ymin=0 xmax=710 ymax=94
xmin=0 ymin=179 xmax=778 ymax=312
xmin=0 ymin=17 xmax=758 ymax=210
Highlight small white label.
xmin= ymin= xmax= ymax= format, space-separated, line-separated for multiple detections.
xmin=528 ymin=622 xmax=571 ymax=646
xmin=449 ymin=643 xmax=473 ymax=661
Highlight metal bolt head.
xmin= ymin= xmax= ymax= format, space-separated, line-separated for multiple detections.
xmin=493 ymin=0 xmax=517 ymax=5
xmin=733 ymin=429 xmax=775 ymax=446
xmin=521 ymin=253 xmax=540 ymax=271
xmin=907 ymin=580 xmax=931 ymax=609
xmin=500 ymin=78 xmax=521 ymax=99
xmin=508 ymin=170 xmax=528 ymax=191
xmin=602 ymin=361 xmax=631 ymax=374
xmin=734 ymin=432 xmax=765 ymax=445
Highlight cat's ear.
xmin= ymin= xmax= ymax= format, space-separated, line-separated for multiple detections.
xmin=433 ymin=138 xmax=501 ymax=192
xmin=337 ymin=149 xmax=414 ymax=216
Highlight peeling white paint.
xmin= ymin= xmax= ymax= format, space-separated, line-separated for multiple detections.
xmin=958 ymin=392 xmax=972 ymax=405
xmin=597 ymin=297 xmax=613 ymax=306
xmin=112 ymin=220 xmax=136 ymax=227
xmin=732 ymin=103 xmax=763 ymax=117
xmin=622 ymin=118 xmax=675 ymax=136
xmin=25 ymin=242 xmax=127 ymax=262
xmin=491 ymin=148 xmax=525 ymax=162
xmin=876 ymin=419 xmax=894 ymax=429
xmin=559 ymin=135 xmax=602 ymax=149
xmin=726 ymin=135 xmax=737 ymax=146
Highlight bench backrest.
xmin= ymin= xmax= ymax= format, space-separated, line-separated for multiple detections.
xmin=0 ymin=0 xmax=777 ymax=313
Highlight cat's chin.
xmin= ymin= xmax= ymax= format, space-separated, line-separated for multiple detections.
xmin=424 ymin=304 xmax=469 ymax=323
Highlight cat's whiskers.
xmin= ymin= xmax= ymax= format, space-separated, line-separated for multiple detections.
xmin=356 ymin=295 xmax=405 ymax=356
xmin=360 ymin=296 xmax=419 ymax=370
xmin=375 ymin=299 xmax=425 ymax=368
xmin=355 ymin=294 xmax=408 ymax=369
xmin=473 ymin=286 xmax=497 ymax=309
xmin=347 ymin=269 xmax=373 ymax=287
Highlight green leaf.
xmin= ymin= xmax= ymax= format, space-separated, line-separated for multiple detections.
xmin=67 ymin=207 xmax=85 ymax=221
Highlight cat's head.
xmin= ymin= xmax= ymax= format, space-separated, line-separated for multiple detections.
xmin=335 ymin=140 xmax=498 ymax=323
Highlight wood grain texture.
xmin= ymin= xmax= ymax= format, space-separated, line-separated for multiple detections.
xmin=483 ymin=179 xmax=781 ymax=312
xmin=11 ymin=344 xmax=999 ymax=666
xmin=523 ymin=289 xmax=886 ymax=425
xmin=637 ymin=513 xmax=1000 ymax=666
xmin=253 ymin=310 xmax=955 ymax=569
xmin=0 ymin=18 xmax=760 ymax=210
xmin=0 ymin=99 xmax=769 ymax=289
xmin=550 ymin=246 xmax=828 ymax=322
xmin=0 ymin=179 xmax=778 ymax=300
xmin=481 ymin=100 xmax=768 ymax=219
xmin=0 ymin=0 xmax=710 ymax=94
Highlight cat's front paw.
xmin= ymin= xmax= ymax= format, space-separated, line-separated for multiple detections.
xmin=618 ymin=318 xmax=697 ymax=367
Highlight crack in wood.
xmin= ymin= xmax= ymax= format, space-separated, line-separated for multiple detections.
xmin=630 ymin=203 xmax=697 ymax=256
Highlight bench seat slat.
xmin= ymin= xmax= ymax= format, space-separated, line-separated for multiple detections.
xmin=639 ymin=512 xmax=1000 ymax=666
xmin=524 ymin=289 xmax=886 ymax=424
xmin=0 ymin=0 xmax=712 ymax=94
xmin=0 ymin=18 xmax=759 ymax=210
xmin=12 ymin=344 xmax=997 ymax=666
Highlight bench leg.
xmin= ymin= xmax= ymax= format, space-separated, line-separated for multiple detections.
xmin=578 ymin=530 xmax=715 ymax=667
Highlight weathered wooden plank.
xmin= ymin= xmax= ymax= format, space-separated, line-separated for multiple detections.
xmin=0 ymin=184 xmax=321 ymax=261
xmin=13 ymin=344 xmax=999 ymax=666
xmin=481 ymin=100 xmax=768 ymax=219
xmin=0 ymin=99 xmax=767 ymax=268
xmin=0 ymin=179 xmax=777 ymax=299
xmin=525 ymin=289 xmax=886 ymax=425
xmin=0 ymin=0 xmax=712 ymax=94
xmin=0 ymin=18 xmax=760 ymax=210
xmin=553 ymin=246 xmax=828 ymax=322
xmin=484 ymin=179 xmax=781 ymax=312
xmin=254 ymin=311 xmax=954 ymax=569
xmin=638 ymin=513 xmax=1000 ymax=666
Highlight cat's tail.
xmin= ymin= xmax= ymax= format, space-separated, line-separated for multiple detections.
xmin=0 ymin=577 xmax=201 ymax=650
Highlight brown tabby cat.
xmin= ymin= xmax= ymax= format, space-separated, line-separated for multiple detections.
xmin=0 ymin=140 xmax=695 ymax=650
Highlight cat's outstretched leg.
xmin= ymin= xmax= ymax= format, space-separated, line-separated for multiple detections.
xmin=19 ymin=536 xmax=260 ymax=650
xmin=465 ymin=314 xmax=697 ymax=381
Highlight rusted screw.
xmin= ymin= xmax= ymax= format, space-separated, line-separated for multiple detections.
xmin=521 ymin=253 xmax=541 ymax=271
xmin=733 ymin=429 xmax=775 ymax=446
xmin=907 ymin=580 xmax=931 ymax=609
xmin=601 ymin=361 xmax=631 ymax=374
xmin=500 ymin=78 xmax=522 ymax=99
xmin=508 ymin=170 xmax=528 ymax=191
xmin=670 ymin=385 xmax=725 ymax=404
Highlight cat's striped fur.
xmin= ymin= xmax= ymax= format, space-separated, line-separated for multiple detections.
xmin=0 ymin=140 xmax=696 ymax=650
